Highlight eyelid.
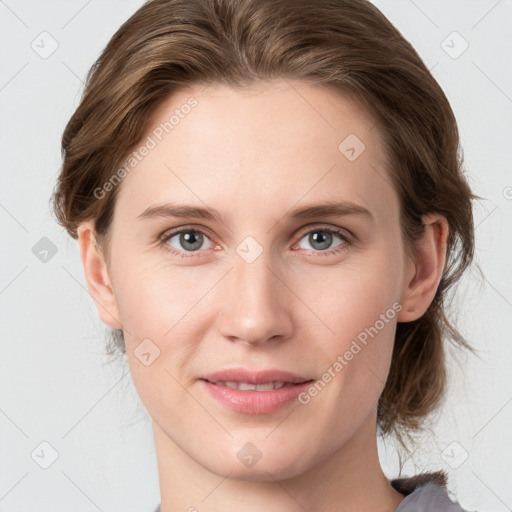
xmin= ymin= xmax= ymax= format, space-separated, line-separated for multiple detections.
xmin=159 ymin=224 xmax=217 ymax=243
xmin=294 ymin=223 xmax=354 ymax=242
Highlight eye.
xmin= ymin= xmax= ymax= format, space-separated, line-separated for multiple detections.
xmin=160 ymin=228 xmax=215 ymax=257
xmin=159 ymin=225 xmax=352 ymax=258
xmin=295 ymin=227 xmax=351 ymax=255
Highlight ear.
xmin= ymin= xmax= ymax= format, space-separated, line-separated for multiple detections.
xmin=397 ymin=213 xmax=449 ymax=322
xmin=77 ymin=220 xmax=122 ymax=329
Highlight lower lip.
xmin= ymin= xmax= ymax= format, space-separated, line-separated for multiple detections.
xmin=200 ymin=380 xmax=313 ymax=414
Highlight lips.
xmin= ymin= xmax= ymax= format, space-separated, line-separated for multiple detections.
xmin=201 ymin=368 xmax=312 ymax=386
xmin=199 ymin=369 xmax=314 ymax=414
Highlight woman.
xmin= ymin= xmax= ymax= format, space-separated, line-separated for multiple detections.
xmin=52 ymin=0 xmax=477 ymax=510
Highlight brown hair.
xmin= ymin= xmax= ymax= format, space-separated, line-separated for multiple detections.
xmin=52 ymin=0 xmax=478 ymax=454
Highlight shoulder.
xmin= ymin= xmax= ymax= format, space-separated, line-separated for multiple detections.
xmin=392 ymin=471 xmax=475 ymax=512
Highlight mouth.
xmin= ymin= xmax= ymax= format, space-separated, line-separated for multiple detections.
xmin=199 ymin=369 xmax=315 ymax=414
xmin=205 ymin=381 xmax=302 ymax=391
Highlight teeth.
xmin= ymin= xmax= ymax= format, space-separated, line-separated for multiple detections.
xmin=213 ymin=381 xmax=289 ymax=391
xmin=238 ymin=382 xmax=258 ymax=391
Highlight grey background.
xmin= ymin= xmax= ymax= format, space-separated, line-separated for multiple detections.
xmin=1 ymin=0 xmax=511 ymax=511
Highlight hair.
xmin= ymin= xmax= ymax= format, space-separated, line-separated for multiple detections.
xmin=52 ymin=0 xmax=479 ymax=458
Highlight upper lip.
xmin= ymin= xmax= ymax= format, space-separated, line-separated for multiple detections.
xmin=201 ymin=368 xmax=313 ymax=385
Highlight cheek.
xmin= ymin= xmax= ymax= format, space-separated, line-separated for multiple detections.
xmin=118 ymin=267 xmax=206 ymax=426
xmin=291 ymin=252 xmax=401 ymax=402
xmin=294 ymin=251 xmax=401 ymax=344
xmin=110 ymin=253 xmax=211 ymax=340
xmin=110 ymin=258 xmax=219 ymax=401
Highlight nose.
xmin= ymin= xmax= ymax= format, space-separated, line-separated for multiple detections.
xmin=216 ymin=247 xmax=294 ymax=347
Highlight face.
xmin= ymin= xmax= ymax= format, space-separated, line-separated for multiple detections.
xmin=92 ymin=79 xmax=415 ymax=479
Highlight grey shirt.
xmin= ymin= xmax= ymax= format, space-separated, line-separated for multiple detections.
xmin=391 ymin=474 xmax=472 ymax=511
xmin=153 ymin=472 xmax=472 ymax=511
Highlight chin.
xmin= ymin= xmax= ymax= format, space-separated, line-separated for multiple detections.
xmin=197 ymin=440 xmax=317 ymax=482
xmin=213 ymin=461 xmax=308 ymax=482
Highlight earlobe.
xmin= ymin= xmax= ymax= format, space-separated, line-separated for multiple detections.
xmin=397 ymin=214 xmax=449 ymax=323
xmin=77 ymin=221 xmax=122 ymax=329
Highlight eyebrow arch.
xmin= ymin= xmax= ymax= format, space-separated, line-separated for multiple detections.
xmin=137 ymin=203 xmax=224 ymax=222
xmin=137 ymin=200 xmax=373 ymax=223
xmin=288 ymin=200 xmax=373 ymax=222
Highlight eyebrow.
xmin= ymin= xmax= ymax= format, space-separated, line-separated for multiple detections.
xmin=137 ymin=200 xmax=374 ymax=223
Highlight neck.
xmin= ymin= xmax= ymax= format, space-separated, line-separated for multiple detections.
xmin=153 ymin=412 xmax=405 ymax=512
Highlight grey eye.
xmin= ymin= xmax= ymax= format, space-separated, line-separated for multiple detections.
xmin=298 ymin=230 xmax=345 ymax=251
xmin=167 ymin=230 xmax=207 ymax=252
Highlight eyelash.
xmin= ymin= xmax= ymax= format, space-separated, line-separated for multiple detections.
xmin=158 ymin=225 xmax=353 ymax=259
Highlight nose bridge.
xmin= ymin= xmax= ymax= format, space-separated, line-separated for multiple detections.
xmin=216 ymin=238 xmax=292 ymax=345
xmin=234 ymin=245 xmax=277 ymax=304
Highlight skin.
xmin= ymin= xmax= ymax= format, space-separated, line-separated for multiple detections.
xmin=77 ymin=78 xmax=448 ymax=512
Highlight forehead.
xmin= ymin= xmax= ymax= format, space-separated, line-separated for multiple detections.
xmin=113 ymin=78 xmax=397 ymax=225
